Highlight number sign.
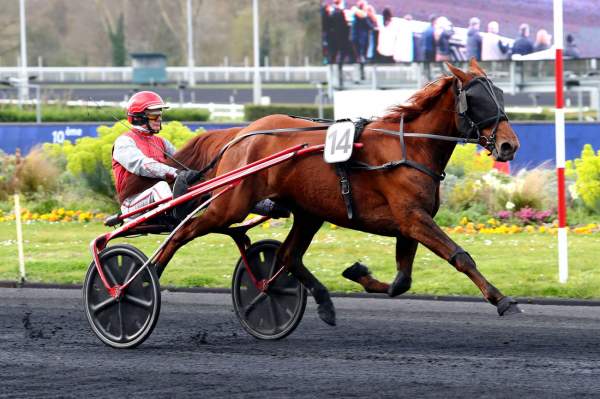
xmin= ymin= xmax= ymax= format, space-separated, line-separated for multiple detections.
xmin=324 ymin=122 xmax=355 ymax=163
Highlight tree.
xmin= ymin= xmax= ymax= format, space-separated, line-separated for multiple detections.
xmin=109 ymin=14 xmax=126 ymax=66
xmin=95 ymin=1 xmax=127 ymax=66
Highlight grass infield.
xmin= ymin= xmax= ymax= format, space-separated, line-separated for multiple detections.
xmin=1 ymin=221 xmax=599 ymax=299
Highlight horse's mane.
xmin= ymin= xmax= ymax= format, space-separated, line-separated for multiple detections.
xmin=168 ymin=127 xmax=241 ymax=174
xmin=382 ymin=76 xmax=455 ymax=123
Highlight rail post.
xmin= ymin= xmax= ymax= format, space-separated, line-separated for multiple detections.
xmin=13 ymin=148 xmax=26 ymax=284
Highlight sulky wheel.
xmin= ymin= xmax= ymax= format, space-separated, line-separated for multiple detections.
xmin=83 ymin=244 xmax=160 ymax=349
xmin=232 ymin=239 xmax=307 ymax=340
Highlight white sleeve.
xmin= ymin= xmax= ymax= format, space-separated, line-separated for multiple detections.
xmin=113 ymin=136 xmax=178 ymax=180
xmin=162 ymin=138 xmax=177 ymax=156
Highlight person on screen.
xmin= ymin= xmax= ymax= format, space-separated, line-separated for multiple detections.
xmin=351 ymin=0 xmax=374 ymax=80
xmin=481 ymin=21 xmax=510 ymax=61
xmin=564 ymin=34 xmax=581 ymax=59
xmin=376 ymin=7 xmax=396 ymax=63
xmin=420 ymin=14 xmax=437 ymax=62
xmin=434 ymin=16 xmax=454 ymax=62
xmin=512 ymin=23 xmax=534 ymax=56
xmin=466 ymin=17 xmax=482 ymax=61
xmin=534 ymin=29 xmax=552 ymax=52
xmin=324 ymin=0 xmax=352 ymax=88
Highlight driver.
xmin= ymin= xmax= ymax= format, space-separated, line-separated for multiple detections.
xmin=112 ymin=90 xmax=289 ymax=222
xmin=112 ymin=90 xmax=201 ymax=221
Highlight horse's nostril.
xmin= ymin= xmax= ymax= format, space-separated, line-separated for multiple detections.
xmin=500 ymin=142 xmax=513 ymax=154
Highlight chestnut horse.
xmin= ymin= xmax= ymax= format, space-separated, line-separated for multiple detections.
xmin=131 ymin=60 xmax=522 ymax=325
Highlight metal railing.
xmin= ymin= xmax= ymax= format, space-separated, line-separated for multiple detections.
xmin=0 ymin=59 xmax=597 ymax=85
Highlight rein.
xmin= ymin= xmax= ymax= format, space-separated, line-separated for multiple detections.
xmin=166 ymin=75 xmax=506 ymax=183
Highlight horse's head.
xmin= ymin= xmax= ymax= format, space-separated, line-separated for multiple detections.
xmin=446 ymin=59 xmax=520 ymax=162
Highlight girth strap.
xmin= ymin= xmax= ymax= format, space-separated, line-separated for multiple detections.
xmin=332 ymin=117 xmax=371 ymax=220
xmin=334 ymin=163 xmax=354 ymax=219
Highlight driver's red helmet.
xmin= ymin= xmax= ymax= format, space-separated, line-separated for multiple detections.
xmin=126 ymin=91 xmax=169 ymax=123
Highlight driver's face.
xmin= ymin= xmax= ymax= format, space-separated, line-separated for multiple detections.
xmin=146 ymin=110 xmax=162 ymax=131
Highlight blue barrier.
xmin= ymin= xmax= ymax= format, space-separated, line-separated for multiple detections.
xmin=0 ymin=121 xmax=598 ymax=170
xmin=0 ymin=122 xmax=244 ymax=154
xmin=510 ymin=122 xmax=600 ymax=170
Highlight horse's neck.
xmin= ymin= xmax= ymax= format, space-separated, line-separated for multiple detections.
xmin=380 ymin=93 xmax=458 ymax=175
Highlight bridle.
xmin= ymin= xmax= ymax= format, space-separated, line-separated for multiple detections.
xmin=454 ymin=75 xmax=508 ymax=154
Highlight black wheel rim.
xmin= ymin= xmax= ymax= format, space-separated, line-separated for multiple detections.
xmin=234 ymin=240 xmax=306 ymax=339
xmin=85 ymin=246 xmax=159 ymax=348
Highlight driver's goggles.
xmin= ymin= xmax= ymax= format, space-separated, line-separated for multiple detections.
xmin=145 ymin=112 xmax=162 ymax=121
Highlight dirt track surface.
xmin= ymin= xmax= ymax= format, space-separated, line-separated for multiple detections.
xmin=2 ymin=288 xmax=600 ymax=398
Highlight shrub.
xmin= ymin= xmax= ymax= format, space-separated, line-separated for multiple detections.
xmin=0 ymin=104 xmax=210 ymax=122
xmin=0 ymin=148 xmax=59 ymax=201
xmin=0 ymin=151 xmax=17 ymax=201
xmin=244 ymin=104 xmax=334 ymax=121
xmin=566 ymin=144 xmax=600 ymax=213
xmin=446 ymin=144 xmax=494 ymax=177
xmin=18 ymin=148 xmax=60 ymax=196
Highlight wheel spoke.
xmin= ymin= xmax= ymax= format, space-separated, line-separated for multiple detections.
xmin=117 ymin=302 xmax=124 ymax=341
xmin=243 ymin=292 xmax=267 ymax=317
xmin=91 ymin=297 xmax=117 ymax=314
xmin=268 ymin=287 xmax=298 ymax=297
xmin=267 ymin=252 xmax=278 ymax=278
xmin=103 ymin=261 xmax=120 ymax=286
xmin=267 ymin=297 xmax=280 ymax=331
xmin=123 ymin=294 xmax=153 ymax=309
xmin=122 ymin=256 xmax=138 ymax=283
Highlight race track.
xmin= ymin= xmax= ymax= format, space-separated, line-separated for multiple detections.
xmin=2 ymin=288 xmax=600 ymax=398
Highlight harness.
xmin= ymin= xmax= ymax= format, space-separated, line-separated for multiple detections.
xmin=150 ymin=76 xmax=508 ymax=220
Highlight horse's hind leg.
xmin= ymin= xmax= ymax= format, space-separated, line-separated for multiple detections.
xmin=401 ymin=210 xmax=522 ymax=316
xmin=278 ymin=213 xmax=336 ymax=326
xmin=342 ymin=236 xmax=417 ymax=297
xmin=153 ymin=194 xmax=250 ymax=277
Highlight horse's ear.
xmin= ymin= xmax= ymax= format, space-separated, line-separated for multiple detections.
xmin=468 ymin=57 xmax=487 ymax=76
xmin=445 ymin=62 xmax=469 ymax=83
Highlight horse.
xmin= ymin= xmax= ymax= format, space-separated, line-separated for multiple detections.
xmin=130 ymin=59 xmax=522 ymax=325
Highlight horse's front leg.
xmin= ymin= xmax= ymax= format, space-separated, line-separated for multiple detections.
xmin=401 ymin=210 xmax=522 ymax=316
xmin=342 ymin=236 xmax=417 ymax=297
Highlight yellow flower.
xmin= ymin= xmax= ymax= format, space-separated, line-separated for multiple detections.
xmin=459 ymin=217 xmax=469 ymax=226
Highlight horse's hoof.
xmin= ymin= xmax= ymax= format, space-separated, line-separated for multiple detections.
xmin=497 ymin=296 xmax=523 ymax=316
xmin=341 ymin=262 xmax=370 ymax=282
xmin=317 ymin=301 xmax=336 ymax=326
xmin=388 ymin=272 xmax=412 ymax=297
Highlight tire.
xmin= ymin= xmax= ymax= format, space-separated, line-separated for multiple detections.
xmin=83 ymin=244 xmax=161 ymax=349
xmin=232 ymin=239 xmax=307 ymax=340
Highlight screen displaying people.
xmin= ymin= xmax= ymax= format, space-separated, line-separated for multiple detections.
xmin=320 ymin=0 xmax=596 ymax=63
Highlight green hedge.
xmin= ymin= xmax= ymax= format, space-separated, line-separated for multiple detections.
xmin=245 ymin=104 xmax=334 ymax=121
xmin=0 ymin=105 xmax=210 ymax=122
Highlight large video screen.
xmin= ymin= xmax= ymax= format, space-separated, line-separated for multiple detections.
xmin=320 ymin=0 xmax=600 ymax=63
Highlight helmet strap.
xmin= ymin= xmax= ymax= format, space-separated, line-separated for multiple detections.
xmin=129 ymin=113 xmax=160 ymax=134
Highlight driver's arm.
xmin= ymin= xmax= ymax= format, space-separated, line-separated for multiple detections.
xmin=113 ymin=135 xmax=178 ymax=180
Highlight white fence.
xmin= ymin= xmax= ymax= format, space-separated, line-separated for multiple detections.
xmin=0 ymin=65 xmax=422 ymax=84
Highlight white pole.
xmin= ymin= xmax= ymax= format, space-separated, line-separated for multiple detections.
xmin=553 ymin=0 xmax=568 ymax=283
xmin=252 ymin=0 xmax=262 ymax=104
xmin=14 ymin=194 xmax=26 ymax=283
xmin=186 ymin=0 xmax=195 ymax=87
xmin=19 ymin=0 xmax=29 ymax=103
